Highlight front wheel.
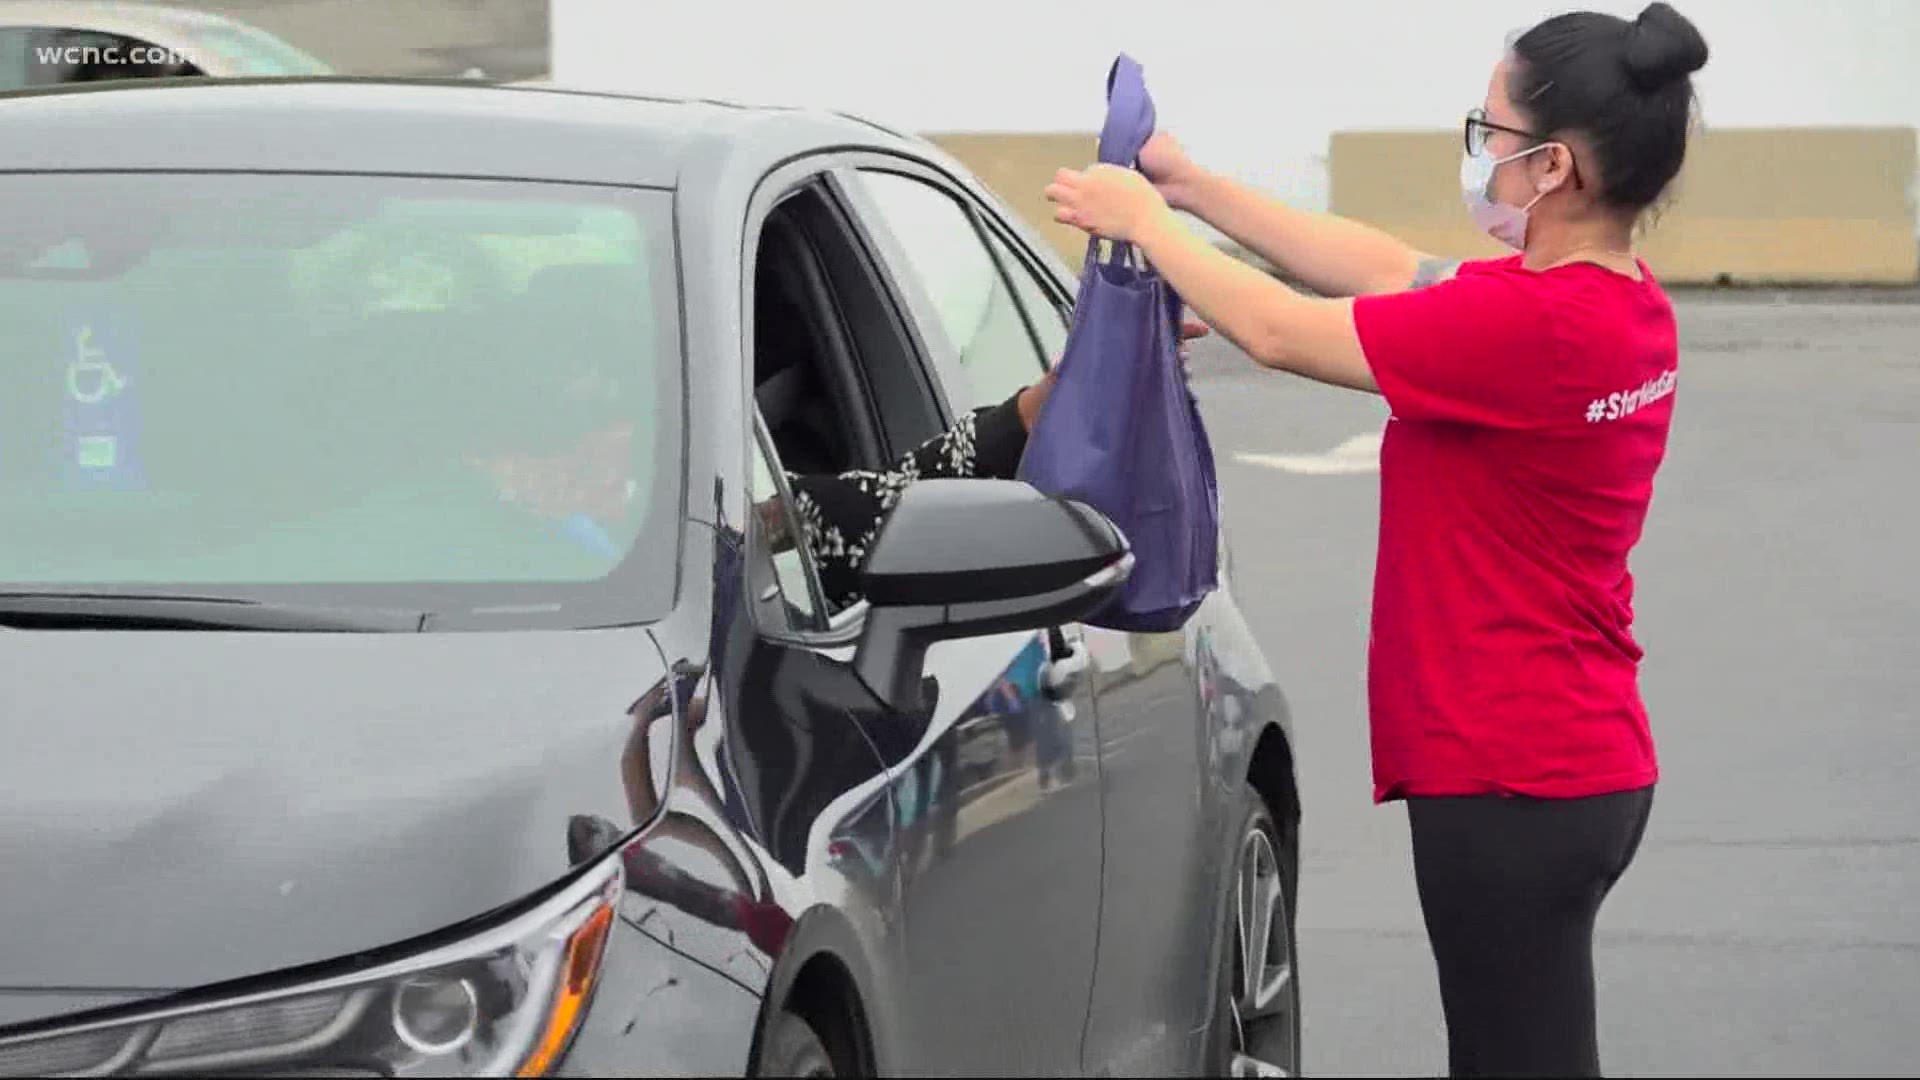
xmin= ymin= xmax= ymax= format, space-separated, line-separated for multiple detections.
xmin=754 ymin=1008 xmax=836 ymax=1078
xmin=1210 ymin=790 xmax=1302 ymax=1078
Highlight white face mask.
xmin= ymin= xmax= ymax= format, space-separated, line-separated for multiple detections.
xmin=1460 ymin=143 xmax=1557 ymax=250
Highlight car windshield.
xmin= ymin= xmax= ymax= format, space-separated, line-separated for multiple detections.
xmin=0 ymin=173 xmax=681 ymax=630
xmin=187 ymin=25 xmax=334 ymax=76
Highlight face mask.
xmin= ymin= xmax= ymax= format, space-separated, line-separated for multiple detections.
xmin=1460 ymin=143 xmax=1556 ymax=250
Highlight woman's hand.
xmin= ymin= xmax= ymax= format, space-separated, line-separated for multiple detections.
xmin=1046 ymin=164 xmax=1172 ymax=244
xmin=1139 ymin=132 xmax=1208 ymax=210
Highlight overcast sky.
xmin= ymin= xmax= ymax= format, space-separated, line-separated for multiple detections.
xmin=556 ymin=0 xmax=1918 ymax=210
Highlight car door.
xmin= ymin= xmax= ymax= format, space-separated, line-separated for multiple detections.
xmin=851 ymin=161 xmax=1229 ymax=1075
xmin=725 ymin=422 xmax=903 ymax=895
xmin=831 ymin=161 xmax=1106 ymax=1077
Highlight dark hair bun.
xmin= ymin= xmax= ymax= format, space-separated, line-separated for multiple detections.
xmin=1623 ymin=2 xmax=1709 ymax=91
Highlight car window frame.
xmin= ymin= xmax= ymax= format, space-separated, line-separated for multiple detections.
xmin=831 ymin=158 xmax=974 ymax=430
xmin=738 ymin=156 xmax=957 ymax=649
xmin=972 ymin=208 xmax=1076 ymax=354
xmin=806 ymin=169 xmax=956 ymax=456
xmin=746 ymin=411 xmax=831 ymax=634
xmin=851 ymin=167 xmax=1047 ymax=406
xmin=791 ymin=151 xmax=1083 ymax=650
xmin=836 ymin=153 xmax=1079 ymax=412
xmin=734 ymin=150 xmax=1080 ymax=652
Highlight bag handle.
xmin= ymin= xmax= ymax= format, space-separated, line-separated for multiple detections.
xmin=1089 ymin=53 xmax=1157 ymax=268
xmin=1096 ymin=53 xmax=1156 ymax=167
xmin=1085 ymin=236 xmax=1147 ymax=271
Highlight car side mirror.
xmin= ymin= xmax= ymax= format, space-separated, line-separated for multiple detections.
xmin=850 ymin=479 xmax=1132 ymax=713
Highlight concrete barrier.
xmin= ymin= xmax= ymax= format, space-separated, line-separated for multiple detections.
xmin=931 ymin=127 xmax=1918 ymax=286
xmin=1330 ymin=127 xmax=1919 ymax=285
xmin=147 ymin=0 xmax=550 ymax=80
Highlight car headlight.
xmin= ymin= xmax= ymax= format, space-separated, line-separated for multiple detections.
xmin=0 ymin=858 xmax=622 ymax=1077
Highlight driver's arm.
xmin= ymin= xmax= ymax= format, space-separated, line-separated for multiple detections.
xmin=779 ymin=383 xmax=1041 ymax=610
xmin=764 ymin=319 xmax=1204 ymax=609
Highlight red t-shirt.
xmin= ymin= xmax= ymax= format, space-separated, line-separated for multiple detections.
xmin=1351 ymin=255 xmax=1676 ymax=803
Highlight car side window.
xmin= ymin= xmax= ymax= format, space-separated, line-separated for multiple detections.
xmin=985 ymin=225 xmax=1072 ymax=360
xmin=747 ymin=426 xmax=826 ymax=633
xmin=856 ymin=170 xmax=1050 ymax=413
xmin=0 ymin=29 xmax=31 ymax=89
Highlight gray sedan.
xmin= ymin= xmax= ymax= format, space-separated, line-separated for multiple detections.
xmin=0 ymin=77 xmax=1301 ymax=1078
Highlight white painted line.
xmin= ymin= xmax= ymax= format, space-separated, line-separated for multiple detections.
xmin=1102 ymin=728 xmax=1156 ymax=754
xmin=1232 ymin=432 xmax=1383 ymax=475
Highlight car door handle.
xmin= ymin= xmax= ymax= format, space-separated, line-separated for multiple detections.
xmin=1042 ymin=633 xmax=1091 ymax=701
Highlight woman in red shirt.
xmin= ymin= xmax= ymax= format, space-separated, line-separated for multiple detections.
xmin=1047 ymin=4 xmax=1708 ymax=1076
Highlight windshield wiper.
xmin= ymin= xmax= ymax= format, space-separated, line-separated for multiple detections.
xmin=0 ymin=592 xmax=426 ymax=632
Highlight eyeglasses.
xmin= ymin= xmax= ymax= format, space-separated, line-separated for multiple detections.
xmin=1463 ymin=107 xmax=1546 ymax=157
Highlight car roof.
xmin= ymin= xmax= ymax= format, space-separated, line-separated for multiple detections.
xmin=0 ymin=77 xmax=918 ymax=187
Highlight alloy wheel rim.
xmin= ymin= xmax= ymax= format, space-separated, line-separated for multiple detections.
xmin=1228 ymin=827 xmax=1297 ymax=1078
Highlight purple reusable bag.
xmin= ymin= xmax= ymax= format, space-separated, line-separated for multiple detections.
xmin=1016 ymin=53 xmax=1220 ymax=633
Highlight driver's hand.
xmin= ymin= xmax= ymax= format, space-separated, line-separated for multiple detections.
xmin=1178 ymin=316 xmax=1210 ymax=375
xmin=755 ymin=496 xmax=794 ymax=553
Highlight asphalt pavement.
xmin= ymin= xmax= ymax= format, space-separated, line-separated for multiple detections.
xmin=1188 ymin=297 xmax=1920 ymax=1077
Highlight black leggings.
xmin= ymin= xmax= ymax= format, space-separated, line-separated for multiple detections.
xmin=1408 ymin=786 xmax=1655 ymax=1079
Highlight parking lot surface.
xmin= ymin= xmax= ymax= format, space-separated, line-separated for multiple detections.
xmin=1191 ymin=297 xmax=1920 ymax=1077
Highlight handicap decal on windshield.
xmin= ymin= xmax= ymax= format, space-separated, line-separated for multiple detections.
xmin=60 ymin=308 xmax=145 ymax=491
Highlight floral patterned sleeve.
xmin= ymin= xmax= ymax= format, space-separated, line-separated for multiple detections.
xmin=784 ymin=390 xmax=1030 ymax=611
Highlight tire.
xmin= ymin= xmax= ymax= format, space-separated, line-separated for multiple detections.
xmin=1207 ymin=788 xmax=1303 ymax=1078
xmin=755 ymin=1008 xmax=837 ymax=1078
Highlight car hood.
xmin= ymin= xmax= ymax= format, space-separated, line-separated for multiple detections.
xmin=0 ymin=627 xmax=664 ymax=1017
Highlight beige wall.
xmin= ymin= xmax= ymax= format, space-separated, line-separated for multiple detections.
xmin=1330 ymin=127 xmax=1919 ymax=285
xmin=933 ymin=127 xmax=1919 ymax=285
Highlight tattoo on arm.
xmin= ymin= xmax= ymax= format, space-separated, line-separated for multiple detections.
xmin=1409 ymin=257 xmax=1462 ymax=290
